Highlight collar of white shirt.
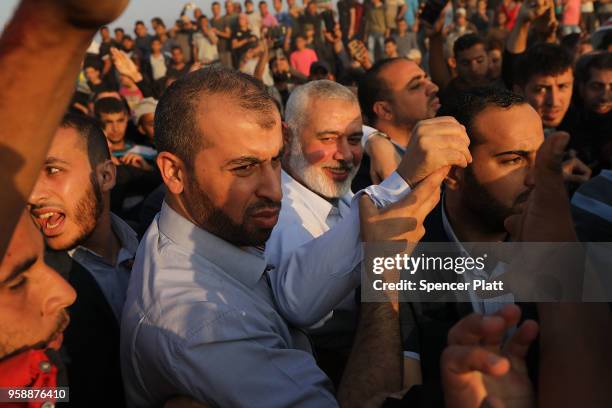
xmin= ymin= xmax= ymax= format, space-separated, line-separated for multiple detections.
xmin=281 ymin=170 xmax=352 ymax=225
xmin=158 ymin=201 xmax=268 ymax=288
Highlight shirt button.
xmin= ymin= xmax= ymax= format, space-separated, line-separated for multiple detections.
xmin=41 ymin=402 xmax=54 ymax=408
xmin=39 ymin=361 xmax=52 ymax=373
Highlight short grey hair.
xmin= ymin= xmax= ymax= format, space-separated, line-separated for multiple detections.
xmin=284 ymin=80 xmax=358 ymax=139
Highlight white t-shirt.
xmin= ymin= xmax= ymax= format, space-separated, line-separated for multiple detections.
xmin=149 ymin=54 xmax=167 ymax=80
xmin=193 ymin=32 xmax=219 ymax=63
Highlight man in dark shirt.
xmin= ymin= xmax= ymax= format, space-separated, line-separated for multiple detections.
xmin=231 ymin=13 xmax=257 ymax=66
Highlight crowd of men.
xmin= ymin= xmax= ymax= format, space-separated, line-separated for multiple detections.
xmin=0 ymin=0 xmax=611 ymax=407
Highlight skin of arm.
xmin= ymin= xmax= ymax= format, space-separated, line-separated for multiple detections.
xmin=365 ymin=134 xmax=402 ymax=184
xmin=0 ymin=0 xmax=127 ymax=258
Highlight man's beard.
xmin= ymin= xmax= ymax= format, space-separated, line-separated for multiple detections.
xmin=0 ymin=310 xmax=70 ymax=362
xmin=69 ymin=173 xmax=104 ymax=249
xmin=285 ymin=135 xmax=358 ymax=199
xmin=184 ymin=175 xmax=281 ymax=247
xmin=461 ymin=166 xmax=532 ymax=234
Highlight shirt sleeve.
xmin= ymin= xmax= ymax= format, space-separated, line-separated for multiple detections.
xmin=270 ymin=172 xmax=411 ymax=327
xmin=169 ymin=311 xmax=338 ymax=408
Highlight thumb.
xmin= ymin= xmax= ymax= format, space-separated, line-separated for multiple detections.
xmin=413 ymin=166 xmax=449 ymax=196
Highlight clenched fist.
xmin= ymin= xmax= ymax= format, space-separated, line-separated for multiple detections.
xmin=397 ymin=116 xmax=472 ymax=188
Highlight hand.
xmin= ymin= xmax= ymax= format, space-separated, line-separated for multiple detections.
xmin=518 ymin=0 xmax=550 ymax=22
xmin=189 ymin=61 xmax=203 ymax=72
xmin=504 ymin=132 xmax=577 ymax=242
xmin=442 ymin=305 xmax=539 ymax=408
xmin=397 ymin=117 xmax=472 ymax=187
xmin=562 ymin=152 xmax=591 ymax=184
xmin=359 ymin=166 xmax=447 ymax=244
xmin=110 ymin=47 xmax=142 ymax=82
xmin=121 ymin=153 xmax=152 ymax=170
xmin=34 ymin=0 xmax=129 ymax=29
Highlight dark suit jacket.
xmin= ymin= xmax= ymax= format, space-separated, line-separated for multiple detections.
xmin=45 ymin=250 xmax=126 ymax=408
xmin=395 ymin=202 xmax=539 ymax=407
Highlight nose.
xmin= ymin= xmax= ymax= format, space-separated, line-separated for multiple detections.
xmin=524 ymin=161 xmax=536 ymax=188
xmin=427 ymin=79 xmax=439 ymax=96
xmin=42 ymin=263 xmax=77 ymax=318
xmin=545 ymin=87 xmax=559 ymax=108
xmin=28 ymin=173 xmax=51 ymax=207
xmin=333 ymin=138 xmax=353 ymax=163
xmin=257 ymin=163 xmax=282 ymax=203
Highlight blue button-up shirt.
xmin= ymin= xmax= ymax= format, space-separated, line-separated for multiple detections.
xmin=121 ymin=172 xmax=410 ymax=407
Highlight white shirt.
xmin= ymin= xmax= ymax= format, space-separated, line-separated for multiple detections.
xmin=149 ymin=54 xmax=167 ymax=81
xmin=192 ymin=31 xmax=219 ymax=63
xmin=121 ymin=172 xmax=410 ymax=407
xmin=266 ymin=170 xmax=355 ymax=331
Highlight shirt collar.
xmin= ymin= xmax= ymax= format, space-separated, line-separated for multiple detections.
xmin=69 ymin=213 xmax=138 ymax=266
xmin=158 ymin=201 xmax=267 ymax=287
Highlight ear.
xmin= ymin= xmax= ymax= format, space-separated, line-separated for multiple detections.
xmin=372 ymin=100 xmax=393 ymax=122
xmin=137 ymin=124 xmax=145 ymax=134
xmin=96 ymin=160 xmax=117 ymax=193
xmin=281 ymin=122 xmax=292 ymax=152
xmin=156 ymin=151 xmax=185 ymax=195
xmin=448 ymin=57 xmax=457 ymax=70
xmin=444 ymin=165 xmax=464 ymax=191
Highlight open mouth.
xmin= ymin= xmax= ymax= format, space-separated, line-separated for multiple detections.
xmin=31 ymin=208 xmax=66 ymax=237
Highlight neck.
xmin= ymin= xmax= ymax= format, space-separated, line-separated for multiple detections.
xmin=80 ymin=205 xmax=121 ymax=264
xmin=374 ymin=120 xmax=413 ymax=148
xmin=444 ymin=193 xmax=508 ymax=242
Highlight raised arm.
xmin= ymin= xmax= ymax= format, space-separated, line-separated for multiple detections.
xmin=0 ymin=0 xmax=128 ymax=258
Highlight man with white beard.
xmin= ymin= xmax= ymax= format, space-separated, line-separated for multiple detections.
xmin=265 ymin=80 xmax=364 ymax=384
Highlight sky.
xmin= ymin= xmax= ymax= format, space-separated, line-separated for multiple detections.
xmin=0 ymin=1 xmax=225 ymax=34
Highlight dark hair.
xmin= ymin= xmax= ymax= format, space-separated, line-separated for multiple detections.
xmin=135 ymin=20 xmax=145 ymax=26
xmin=84 ymin=56 xmax=103 ymax=73
xmin=453 ymin=33 xmax=486 ymax=58
xmin=60 ymin=113 xmax=111 ymax=167
xmin=487 ymin=38 xmax=503 ymax=52
xmin=155 ymin=66 xmax=278 ymax=169
xmin=575 ymin=51 xmax=612 ymax=85
xmin=259 ymin=0 xmax=267 ymax=5
xmin=438 ymin=87 xmax=526 ymax=145
xmin=561 ymin=33 xmax=581 ymax=51
xmin=212 ymin=1 xmax=220 ymax=6
xmin=114 ymin=27 xmax=125 ymax=34
xmin=122 ymin=34 xmax=133 ymax=42
xmin=357 ymin=58 xmax=406 ymax=125
xmin=198 ymin=15 xmax=208 ymax=22
xmin=171 ymin=46 xmax=183 ymax=53
xmin=94 ymin=97 xmax=128 ymax=118
xmin=100 ymin=26 xmax=109 ymax=32
xmin=514 ymin=43 xmax=573 ymax=87
xmin=151 ymin=36 xmax=162 ymax=43
xmin=384 ymin=37 xmax=396 ymax=45
xmin=152 ymin=17 xmax=165 ymax=27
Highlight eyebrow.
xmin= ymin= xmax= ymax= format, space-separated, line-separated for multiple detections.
xmin=316 ymin=130 xmax=364 ymax=137
xmin=494 ymin=150 xmax=532 ymax=157
xmin=0 ymin=256 xmax=36 ymax=286
xmin=224 ymin=147 xmax=285 ymax=167
xmin=406 ymin=74 xmax=425 ymax=87
xmin=45 ymin=157 xmax=70 ymax=166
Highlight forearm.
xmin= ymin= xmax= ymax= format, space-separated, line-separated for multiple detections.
xmin=537 ymin=303 xmax=612 ymax=408
xmin=506 ymin=17 xmax=531 ymax=53
xmin=428 ymin=33 xmax=451 ymax=89
xmin=337 ymin=299 xmax=402 ymax=406
xmin=0 ymin=0 xmax=98 ymax=257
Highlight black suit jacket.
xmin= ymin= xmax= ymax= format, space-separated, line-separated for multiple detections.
xmin=395 ymin=203 xmax=539 ymax=407
xmin=45 ymin=250 xmax=126 ymax=408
